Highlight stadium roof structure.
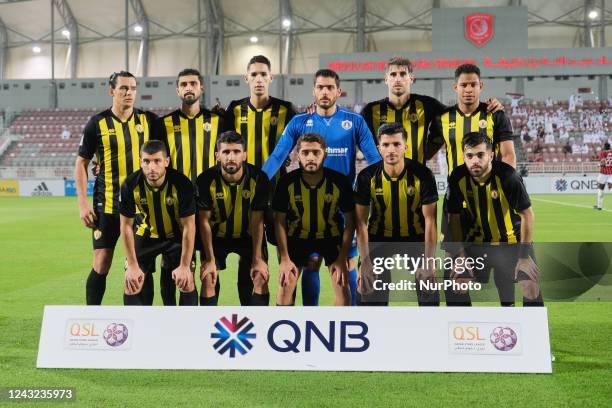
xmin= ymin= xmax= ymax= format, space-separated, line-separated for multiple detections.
xmin=0 ymin=0 xmax=611 ymax=79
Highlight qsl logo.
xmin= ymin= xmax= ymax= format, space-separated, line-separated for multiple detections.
xmin=103 ymin=323 xmax=129 ymax=347
xmin=555 ymin=178 xmax=568 ymax=192
xmin=211 ymin=314 xmax=256 ymax=358
xmin=490 ymin=326 xmax=518 ymax=351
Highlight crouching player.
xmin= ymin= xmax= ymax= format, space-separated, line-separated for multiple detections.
xmin=272 ymin=133 xmax=355 ymax=306
xmin=196 ymin=131 xmax=270 ymax=306
xmin=119 ymin=140 xmax=198 ymax=305
xmin=446 ymin=132 xmax=543 ymax=306
xmin=355 ymin=122 xmax=439 ymax=306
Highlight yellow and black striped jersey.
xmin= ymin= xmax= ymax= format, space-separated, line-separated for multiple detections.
xmin=153 ymin=108 xmax=223 ymax=184
xmin=272 ymin=168 xmax=354 ymax=240
xmin=361 ymin=94 xmax=446 ymax=164
xmin=196 ymin=163 xmax=269 ymax=239
xmin=79 ymin=108 xmax=157 ymax=215
xmin=224 ymin=97 xmax=295 ymax=168
xmin=354 ymin=159 xmax=438 ymax=239
xmin=429 ymin=102 xmax=514 ymax=175
xmin=120 ymin=168 xmax=196 ymax=239
xmin=447 ymin=161 xmax=530 ymax=244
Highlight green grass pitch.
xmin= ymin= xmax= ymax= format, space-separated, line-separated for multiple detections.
xmin=1 ymin=195 xmax=611 ymax=407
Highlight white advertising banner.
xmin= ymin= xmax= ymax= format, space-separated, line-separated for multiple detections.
xmin=436 ymin=175 xmax=600 ymax=194
xmin=19 ymin=180 xmax=65 ymax=197
xmin=37 ymin=306 xmax=552 ymax=373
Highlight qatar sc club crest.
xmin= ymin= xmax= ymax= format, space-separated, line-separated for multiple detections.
xmin=465 ymin=13 xmax=494 ymax=48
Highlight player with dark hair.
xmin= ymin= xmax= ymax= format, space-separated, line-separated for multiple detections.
xmin=272 ymin=133 xmax=356 ymax=306
xmin=594 ymin=141 xmax=612 ymax=210
xmin=361 ymin=57 xmax=503 ymax=165
xmin=446 ymin=132 xmax=543 ymax=307
xmin=263 ymin=68 xmax=381 ymax=306
xmin=427 ymin=63 xmax=516 ymax=306
xmin=119 ymin=140 xmax=198 ymax=306
xmin=75 ymin=71 xmax=157 ymax=305
xmin=151 ymin=67 xmax=223 ymax=305
xmin=355 ymin=122 xmax=439 ymax=306
xmin=196 ymin=131 xmax=270 ymax=306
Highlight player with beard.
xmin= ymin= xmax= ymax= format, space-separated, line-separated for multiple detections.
xmin=272 ymin=133 xmax=356 ymax=306
xmin=152 ymin=68 xmax=224 ymax=305
xmin=196 ymin=131 xmax=270 ymax=306
xmin=263 ymin=69 xmax=381 ymax=306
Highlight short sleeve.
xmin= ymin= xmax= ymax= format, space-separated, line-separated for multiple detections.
xmin=271 ymin=175 xmax=290 ymax=213
xmin=119 ymin=180 xmax=136 ymax=218
xmin=494 ymin=111 xmax=514 ymax=142
xmin=337 ymin=173 xmax=355 ymax=213
xmin=251 ymin=172 xmax=270 ymax=211
xmin=505 ymin=172 xmax=531 ymax=212
xmin=195 ymin=172 xmax=214 ymax=210
xmin=354 ymin=167 xmax=373 ymax=206
xmin=446 ymin=173 xmax=464 ymax=214
xmin=177 ymin=175 xmax=196 ymax=217
xmin=418 ymin=166 xmax=439 ymax=205
xmin=78 ymin=117 xmax=98 ymax=160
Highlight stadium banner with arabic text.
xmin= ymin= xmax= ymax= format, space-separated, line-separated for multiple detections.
xmin=37 ymin=306 xmax=551 ymax=373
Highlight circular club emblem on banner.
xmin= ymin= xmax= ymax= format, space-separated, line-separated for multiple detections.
xmin=409 ymin=113 xmax=419 ymax=123
xmin=465 ymin=13 xmax=495 ymax=48
xmin=341 ymin=120 xmax=352 ymax=130
xmin=490 ymin=326 xmax=517 ymax=351
xmin=135 ymin=124 xmax=144 ymax=133
xmin=103 ymin=323 xmax=129 ymax=347
xmin=211 ymin=314 xmax=256 ymax=358
xmin=203 ymin=122 xmax=212 ymax=132
xmin=490 ymin=190 xmax=499 ymax=199
xmin=478 ymin=119 xmax=488 ymax=129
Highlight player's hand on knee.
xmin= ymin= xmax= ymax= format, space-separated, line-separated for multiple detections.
xmin=519 ymin=280 xmax=541 ymax=300
xmin=515 ymin=256 xmax=539 ymax=282
xmin=200 ymin=260 xmax=217 ymax=283
xmin=278 ymin=260 xmax=298 ymax=287
xmin=250 ymin=257 xmax=269 ymax=285
xmin=416 ymin=268 xmax=437 ymax=293
xmin=79 ymin=204 xmax=97 ymax=229
xmin=172 ymin=265 xmax=193 ymax=292
xmin=124 ymin=264 xmax=144 ymax=295
xmin=330 ymin=258 xmax=348 ymax=287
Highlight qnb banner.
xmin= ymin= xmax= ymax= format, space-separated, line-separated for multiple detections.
xmin=37 ymin=306 xmax=552 ymax=373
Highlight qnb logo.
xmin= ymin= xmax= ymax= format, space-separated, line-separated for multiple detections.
xmin=211 ymin=314 xmax=256 ymax=358
xmin=555 ymin=178 xmax=568 ymax=192
xmin=490 ymin=326 xmax=518 ymax=351
xmin=267 ymin=320 xmax=370 ymax=353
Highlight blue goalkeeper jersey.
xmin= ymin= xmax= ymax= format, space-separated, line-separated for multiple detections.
xmin=262 ymin=106 xmax=381 ymax=182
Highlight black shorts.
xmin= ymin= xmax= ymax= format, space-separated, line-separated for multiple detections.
xmin=287 ymin=238 xmax=341 ymax=268
xmin=134 ymin=236 xmax=186 ymax=274
xmin=212 ymin=237 xmax=268 ymax=270
xmin=92 ymin=207 xmax=121 ymax=250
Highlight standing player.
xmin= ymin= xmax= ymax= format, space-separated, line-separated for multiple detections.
xmin=594 ymin=142 xmax=612 ymax=210
xmin=355 ymin=123 xmax=439 ymax=306
xmin=263 ymin=68 xmax=381 ymax=306
xmin=446 ymin=132 xmax=543 ymax=306
xmin=152 ymin=68 xmax=223 ymax=305
xmin=120 ymin=140 xmax=198 ymax=306
xmin=361 ymin=57 xmax=502 ymax=165
xmin=427 ymin=64 xmax=515 ymax=306
xmin=196 ymin=131 xmax=270 ymax=306
xmin=272 ymin=133 xmax=355 ymax=306
xmin=224 ymin=55 xmax=295 ymax=172
xmin=75 ymin=71 xmax=157 ymax=305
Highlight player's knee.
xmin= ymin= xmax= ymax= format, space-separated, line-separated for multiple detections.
xmin=93 ymin=249 xmax=113 ymax=274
